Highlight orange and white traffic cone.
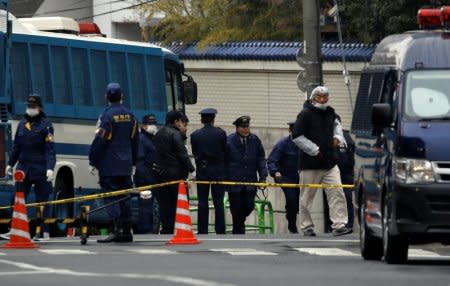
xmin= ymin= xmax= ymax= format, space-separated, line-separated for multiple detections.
xmin=2 ymin=170 xmax=38 ymax=249
xmin=167 ymin=182 xmax=201 ymax=245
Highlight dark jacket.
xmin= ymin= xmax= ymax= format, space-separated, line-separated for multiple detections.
xmin=190 ymin=123 xmax=227 ymax=180
xmin=226 ymin=133 xmax=267 ymax=192
xmin=292 ymin=100 xmax=338 ymax=170
xmin=134 ymin=130 xmax=158 ymax=185
xmin=267 ymin=136 xmax=299 ymax=183
xmin=153 ymin=124 xmax=195 ymax=180
xmin=336 ymin=130 xmax=355 ymax=184
xmin=9 ymin=112 xmax=56 ymax=181
xmin=89 ymin=103 xmax=139 ymax=177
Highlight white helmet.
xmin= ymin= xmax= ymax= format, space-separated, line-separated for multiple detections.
xmin=310 ymin=86 xmax=329 ymax=100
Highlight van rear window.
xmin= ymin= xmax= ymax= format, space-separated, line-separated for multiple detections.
xmin=351 ymin=71 xmax=385 ymax=136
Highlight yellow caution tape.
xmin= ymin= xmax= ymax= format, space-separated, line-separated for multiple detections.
xmin=0 ymin=179 xmax=354 ymax=211
xmin=0 ymin=180 xmax=182 ymax=210
xmin=191 ymin=180 xmax=354 ymax=190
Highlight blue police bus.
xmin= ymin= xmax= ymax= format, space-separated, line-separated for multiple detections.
xmin=0 ymin=10 xmax=197 ymax=234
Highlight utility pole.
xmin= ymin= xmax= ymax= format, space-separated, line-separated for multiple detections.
xmin=297 ymin=0 xmax=323 ymax=99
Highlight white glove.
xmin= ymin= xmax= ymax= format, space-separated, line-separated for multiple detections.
xmin=5 ymin=165 xmax=13 ymax=177
xmin=132 ymin=165 xmax=136 ymax=176
xmin=89 ymin=166 xmax=97 ymax=176
xmin=46 ymin=169 xmax=54 ymax=182
xmin=140 ymin=190 xmax=152 ymax=199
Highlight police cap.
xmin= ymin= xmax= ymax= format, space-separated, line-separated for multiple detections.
xmin=142 ymin=114 xmax=157 ymax=125
xmin=27 ymin=94 xmax=43 ymax=108
xmin=233 ymin=115 xmax=250 ymax=128
xmin=106 ymin=82 xmax=122 ymax=102
xmin=199 ymin=108 xmax=217 ymax=116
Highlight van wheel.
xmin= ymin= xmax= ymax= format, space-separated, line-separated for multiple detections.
xmin=51 ymin=177 xmax=74 ymax=237
xmin=359 ymin=198 xmax=383 ymax=260
xmin=383 ymin=201 xmax=408 ymax=264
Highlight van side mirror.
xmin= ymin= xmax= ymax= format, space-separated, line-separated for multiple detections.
xmin=372 ymin=103 xmax=392 ymax=134
xmin=183 ymin=75 xmax=197 ymax=105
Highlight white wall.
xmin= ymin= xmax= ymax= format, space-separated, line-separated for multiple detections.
xmin=93 ymin=0 xmax=142 ymax=39
xmin=35 ymin=0 xmax=92 ymax=21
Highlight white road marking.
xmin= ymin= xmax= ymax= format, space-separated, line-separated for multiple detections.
xmin=38 ymin=249 xmax=96 ymax=255
xmin=126 ymin=249 xmax=178 ymax=255
xmin=0 ymin=258 xmax=238 ymax=286
xmin=294 ymin=248 xmax=358 ymax=256
xmin=409 ymin=249 xmax=450 ymax=259
xmin=210 ymin=248 xmax=277 ymax=255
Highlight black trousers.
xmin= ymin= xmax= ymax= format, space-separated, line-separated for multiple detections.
xmin=281 ymin=187 xmax=300 ymax=227
xmin=197 ymin=183 xmax=225 ymax=234
xmin=154 ymin=183 xmax=179 ymax=234
xmin=228 ymin=188 xmax=256 ymax=234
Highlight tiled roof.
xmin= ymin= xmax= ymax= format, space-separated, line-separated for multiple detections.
xmin=163 ymin=41 xmax=376 ymax=62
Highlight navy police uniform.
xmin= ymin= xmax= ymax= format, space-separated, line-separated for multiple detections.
xmin=8 ymin=94 xmax=55 ymax=234
xmin=190 ymin=108 xmax=226 ymax=234
xmin=336 ymin=130 xmax=355 ymax=228
xmin=89 ymin=83 xmax=139 ymax=243
xmin=267 ymin=122 xmax=300 ymax=233
xmin=133 ymin=114 xmax=158 ymax=234
xmin=226 ymin=116 xmax=267 ymax=234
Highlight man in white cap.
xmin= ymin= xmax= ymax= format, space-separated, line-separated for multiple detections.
xmin=292 ymin=86 xmax=351 ymax=236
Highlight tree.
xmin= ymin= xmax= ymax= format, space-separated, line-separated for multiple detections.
xmin=138 ymin=0 xmax=449 ymax=45
xmin=343 ymin=0 xmax=448 ymax=43
xmin=139 ymin=0 xmax=303 ymax=45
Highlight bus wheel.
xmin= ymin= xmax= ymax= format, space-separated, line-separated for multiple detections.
xmin=360 ymin=197 xmax=383 ymax=260
xmin=51 ymin=176 xmax=74 ymax=237
xmin=383 ymin=200 xmax=408 ymax=264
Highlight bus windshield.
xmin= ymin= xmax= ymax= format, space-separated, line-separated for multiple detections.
xmin=404 ymin=70 xmax=450 ymax=120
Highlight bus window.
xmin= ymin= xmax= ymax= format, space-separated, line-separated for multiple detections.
xmin=165 ymin=69 xmax=174 ymax=110
xmin=146 ymin=55 xmax=165 ymax=111
xmin=128 ymin=53 xmax=148 ymax=110
xmin=165 ymin=63 xmax=183 ymax=112
xmin=11 ymin=42 xmax=31 ymax=104
xmin=110 ymin=52 xmax=129 ymax=107
xmin=51 ymin=46 xmax=71 ymax=105
xmin=31 ymin=44 xmax=52 ymax=103
xmin=90 ymin=50 xmax=108 ymax=107
xmin=71 ymin=48 xmax=92 ymax=106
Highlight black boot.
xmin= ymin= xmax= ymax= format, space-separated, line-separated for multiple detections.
xmin=115 ymin=221 xmax=133 ymax=243
xmin=288 ymin=223 xmax=299 ymax=234
xmin=97 ymin=221 xmax=118 ymax=243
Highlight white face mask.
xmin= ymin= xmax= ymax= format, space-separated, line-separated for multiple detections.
xmin=26 ymin=108 xmax=40 ymax=117
xmin=145 ymin=125 xmax=158 ymax=135
xmin=313 ymin=102 xmax=328 ymax=110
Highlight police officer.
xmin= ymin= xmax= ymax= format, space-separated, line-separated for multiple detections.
xmin=336 ymin=117 xmax=355 ymax=229
xmin=191 ymin=108 xmax=227 ymax=234
xmin=133 ymin=114 xmax=159 ymax=234
xmin=1 ymin=94 xmax=56 ymax=241
xmin=267 ymin=121 xmax=300 ymax=233
xmin=226 ymin=116 xmax=267 ymax=234
xmin=153 ymin=110 xmax=195 ymax=234
xmin=89 ymin=82 xmax=139 ymax=243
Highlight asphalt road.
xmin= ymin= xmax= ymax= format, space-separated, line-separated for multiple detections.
xmin=1 ymin=234 xmax=449 ymax=286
